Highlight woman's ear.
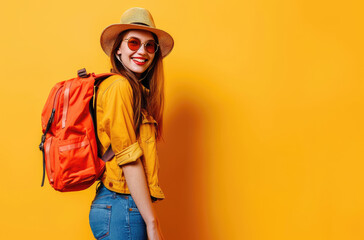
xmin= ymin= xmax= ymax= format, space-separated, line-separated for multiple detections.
xmin=117 ymin=48 xmax=122 ymax=55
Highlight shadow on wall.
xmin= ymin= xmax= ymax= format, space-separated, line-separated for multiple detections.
xmin=157 ymin=93 xmax=213 ymax=240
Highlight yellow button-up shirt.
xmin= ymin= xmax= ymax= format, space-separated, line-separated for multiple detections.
xmin=95 ymin=74 xmax=165 ymax=200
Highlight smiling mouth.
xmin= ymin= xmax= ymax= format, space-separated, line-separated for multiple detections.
xmin=132 ymin=58 xmax=148 ymax=65
xmin=132 ymin=57 xmax=147 ymax=62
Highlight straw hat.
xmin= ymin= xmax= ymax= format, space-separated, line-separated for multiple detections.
xmin=100 ymin=7 xmax=174 ymax=58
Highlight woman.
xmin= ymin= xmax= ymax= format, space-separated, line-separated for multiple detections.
xmin=88 ymin=7 xmax=174 ymax=240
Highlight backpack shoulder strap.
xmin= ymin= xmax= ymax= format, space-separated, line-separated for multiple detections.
xmin=77 ymin=68 xmax=117 ymax=162
xmin=81 ymin=70 xmax=116 ymax=162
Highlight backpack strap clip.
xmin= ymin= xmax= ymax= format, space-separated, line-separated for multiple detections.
xmin=77 ymin=68 xmax=88 ymax=78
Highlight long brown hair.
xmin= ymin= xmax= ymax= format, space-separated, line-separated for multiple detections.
xmin=109 ymin=29 xmax=165 ymax=141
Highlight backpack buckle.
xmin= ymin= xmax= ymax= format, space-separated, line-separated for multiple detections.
xmin=77 ymin=68 xmax=88 ymax=78
xmin=39 ymin=135 xmax=46 ymax=151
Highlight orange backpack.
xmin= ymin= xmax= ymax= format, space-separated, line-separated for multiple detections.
xmin=39 ymin=69 xmax=116 ymax=192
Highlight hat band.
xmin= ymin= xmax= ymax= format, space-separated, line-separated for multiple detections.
xmin=130 ymin=22 xmax=151 ymax=27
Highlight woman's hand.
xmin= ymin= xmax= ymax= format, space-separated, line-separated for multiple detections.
xmin=146 ymin=218 xmax=165 ymax=240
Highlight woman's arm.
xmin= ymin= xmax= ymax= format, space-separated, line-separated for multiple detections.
xmin=122 ymin=158 xmax=157 ymax=224
xmin=122 ymin=159 xmax=165 ymax=240
xmin=101 ymin=77 xmax=164 ymax=239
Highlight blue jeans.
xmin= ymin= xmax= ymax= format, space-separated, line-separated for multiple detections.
xmin=89 ymin=182 xmax=151 ymax=240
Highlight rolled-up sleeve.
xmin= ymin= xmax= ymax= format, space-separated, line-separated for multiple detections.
xmin=100 ymin=78 xmax=143 ymax=166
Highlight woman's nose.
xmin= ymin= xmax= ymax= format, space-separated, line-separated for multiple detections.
xmin=136 ymin=44 xmax=147 ymax=54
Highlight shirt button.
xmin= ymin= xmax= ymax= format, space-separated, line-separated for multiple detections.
xmin=129 ymin=208 xmax=132 ymax=211
xmin=109 ymin=182 xmax=113 ymax=187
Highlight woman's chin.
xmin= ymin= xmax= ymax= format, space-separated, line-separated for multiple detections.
xmin=130 ymin=65 xmax=146 ymax=74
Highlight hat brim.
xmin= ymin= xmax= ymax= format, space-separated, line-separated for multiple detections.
xmin=100 ymin=23 xmax=174 ymax=58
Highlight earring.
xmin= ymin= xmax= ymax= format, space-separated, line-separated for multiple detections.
xmin=115 ymin=53 xmax=122 ymax=63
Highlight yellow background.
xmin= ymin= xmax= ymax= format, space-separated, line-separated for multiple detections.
xmin=1 ymin=0 xmax=363 ymax=239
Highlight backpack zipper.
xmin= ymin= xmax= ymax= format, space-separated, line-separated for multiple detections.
xmin=40 ymin=85 xmax=64 ymax=187
xmin=62 ymin=81 xmax=72 ymax=128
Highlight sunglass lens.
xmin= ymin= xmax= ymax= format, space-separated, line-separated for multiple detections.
xmin=128 ymin=38 xmax=141 ymax=51
xmin=145 ymin=41 xmax=157 ymax=54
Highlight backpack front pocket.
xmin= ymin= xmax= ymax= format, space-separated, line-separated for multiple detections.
xmin=58 ymin=134 xmax=97 ymax=189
